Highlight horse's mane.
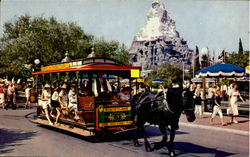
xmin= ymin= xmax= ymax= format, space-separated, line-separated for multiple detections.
xmin=166 ymin=88 xmax=183 ymax=111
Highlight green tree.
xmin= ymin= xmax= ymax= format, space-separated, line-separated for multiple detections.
xmin=112 ymin=43 xmax=131 ymax=66
xmin=226 ymin=51 xmax=249 ymax=68
xmin=0 ymin=15 xmax=92 ymax=77
xmin=238 ymin=38 xmax=243 ymax=55
xmin=194 ymin=46 xmax=200 ymax=73
xmin=146 ymin=64 xmax=183 ymax=87
xmin=0 ymin=15 xmax=131 ymax=78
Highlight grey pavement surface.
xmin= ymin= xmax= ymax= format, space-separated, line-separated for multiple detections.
xmin=0 ymin=104 xmax=249 ymax=157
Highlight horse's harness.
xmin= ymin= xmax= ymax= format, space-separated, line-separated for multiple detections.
xmin=134 ymin=90 xmax=194 ymax=115
xmin=135 ymin=91 xmax=174 ymax=114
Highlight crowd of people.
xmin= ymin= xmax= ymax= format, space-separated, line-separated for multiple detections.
xmin=0 ymin=80 xmax=19 ymax=110
xmin=0 ymin=75 xmax=247 ymax=127
xmin=157 ymin=81 xmax=246 ymax=126
xmin=189 ymin=82 xmax=246 ymax=125
xmin=35 ymin=76 xmax=132 ymax=126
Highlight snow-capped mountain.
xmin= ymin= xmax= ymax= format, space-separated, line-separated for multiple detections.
xmin=129 ymin=0 xmax=193 ymax=70
xmin=135 ymin=0 xmax=179 ymax=41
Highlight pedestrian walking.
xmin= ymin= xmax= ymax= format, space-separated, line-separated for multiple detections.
xmin=0 ymin=83 xmax=5 ymax=108
xmin=194 ymin=92 xmax=203 ymax=118
xmin=158 ymin=85 xmax=165 ymax=94
xmin=210 ymin=90 xmax=227 ymax=126
xmin=194 ymin=84 xmax=202 ymax=114
xmin=228 ymin=83 xmax=245 ymax=123
xmin=25 ymin=84 xmax=31 ymax=109
xmin=5 ymin=82 xmax=16 ymax=110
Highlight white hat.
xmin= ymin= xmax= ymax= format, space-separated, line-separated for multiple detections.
xmin=61 ymin=84 xmax=67 ymax=89
xmin=44 ymin=84 xmax=51 ymax=88
xmin=17 ymin=79 xmax=21 ymax=84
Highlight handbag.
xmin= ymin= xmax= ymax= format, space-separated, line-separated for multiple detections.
xmin=226 ymin=107 xmax=233 ymax=115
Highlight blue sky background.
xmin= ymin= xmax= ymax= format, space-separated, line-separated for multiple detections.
xmin=1 ymin=0 xmax=249 ymax=58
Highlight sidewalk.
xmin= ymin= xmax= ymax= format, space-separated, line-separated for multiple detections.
xmin=179 ymin=113 xmax=249 ymax=136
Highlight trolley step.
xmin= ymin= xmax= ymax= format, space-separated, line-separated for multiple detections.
xmin=33 ymin=118 xmax=94 ymax=137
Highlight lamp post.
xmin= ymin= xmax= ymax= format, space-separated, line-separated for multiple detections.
xmin=183 ymin=61 xmax=185 ymax=82
xmin=34 ymin=59 xmax=40 ymax=100
xmin=34 ymin=59 xmax=40 ymax=72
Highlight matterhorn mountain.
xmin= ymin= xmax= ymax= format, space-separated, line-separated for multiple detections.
xmin=129 ymin=0 xmax=193 ymax=71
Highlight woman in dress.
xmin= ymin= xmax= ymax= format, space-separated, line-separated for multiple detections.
xmin=25 ymin=84 xmax=31 ymax=109
xmin=228 ymin=83 xmax=245 ymax=123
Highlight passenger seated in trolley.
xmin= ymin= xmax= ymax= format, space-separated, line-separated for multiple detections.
xmin=82 ymin=86 xmax=94 ymax=96
xmin=55 ymin=84 xmax=68 ymax=122
xmin=41 ymin=84 xmax=53 ymax=125
xmin=118 ymin=87 xmax=131 ymax=103
xmin=92 ymin=72 xmax=112 ymax=98
xmin=68 ymin=85 xmax=80 ymax=120
xmin=110 ymin=92 xmax=119 ymax=105
xmin=58 ymin=84 xmax=68 ymax=109
xmin=36 ymin=88 xmax=43 ymax=116
xmin=51 ymin=86 xmax=61 ymax=125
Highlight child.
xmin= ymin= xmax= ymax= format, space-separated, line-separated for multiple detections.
xmin=110 ymin=92 xmax=119 ymax=105
xmin=210 ymin=90 xmax=227 ymax=126
xmin=195 ymin=92 xmax=202 ymax=118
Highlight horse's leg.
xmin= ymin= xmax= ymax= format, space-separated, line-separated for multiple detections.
xmin=153 ymin=124 xmax=167 ymax=150
xmin=168 ymin=127 xmax=176 ymax=157
xmin=133 ymin=126 xmax=140 ymax=147
xmin=140 ymin=126 xmax=152 ymax=152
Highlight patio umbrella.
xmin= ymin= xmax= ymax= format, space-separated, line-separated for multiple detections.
xmin=152 ymin=78 xmax=165 ymax=83
xmin=196 ymin=64 xmax=245 ymax=78
xmin=191 ymin=78 xmax=216 ymax=83
xmin=103 ymin=74 xmax=116 ymax=79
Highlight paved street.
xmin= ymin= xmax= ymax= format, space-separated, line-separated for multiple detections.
xmin=0 ymin=105 xmax=249 ymax=157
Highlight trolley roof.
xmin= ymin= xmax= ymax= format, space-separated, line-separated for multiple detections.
xmin=32 ymin=56 xmax=141 ymax=75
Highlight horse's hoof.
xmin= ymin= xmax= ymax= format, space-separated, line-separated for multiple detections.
xmin=169 ymin=150 xmax=176 ymax=157
xmin=153 ymin=142 xmax=165 ymax=150
xmin=133 ymin=140 xmax=140 ymax=147
xmin=145 ymin=144 xmax=152 ymax=152
xmin=145 ymin=147 xmax=152 ymax=152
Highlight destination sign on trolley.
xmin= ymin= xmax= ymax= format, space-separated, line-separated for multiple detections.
xmin=41 ymin=63 xmax=70 ymax=71
xmin=130 ymin=69 xmax=140 ymax=78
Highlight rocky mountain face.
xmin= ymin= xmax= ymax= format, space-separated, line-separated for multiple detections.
xmin=129 ymin=0 xmax=193 ymax=70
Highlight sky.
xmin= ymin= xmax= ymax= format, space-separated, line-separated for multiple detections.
xmin=0 ymin=0 xmax=249 ymax=58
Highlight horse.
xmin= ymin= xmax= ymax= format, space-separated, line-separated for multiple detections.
xmin=131 ymin=87 xmax=196 ymax=156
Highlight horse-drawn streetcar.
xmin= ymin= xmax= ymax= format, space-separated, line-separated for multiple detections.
xmin=32 ymin=49 xmax=141 ymax=136
xmin=32 ymin=49 xmax=196 ymax=156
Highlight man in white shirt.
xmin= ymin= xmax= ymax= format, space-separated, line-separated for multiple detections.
xmin=68 ymin=86 xmax=77 ymax=110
